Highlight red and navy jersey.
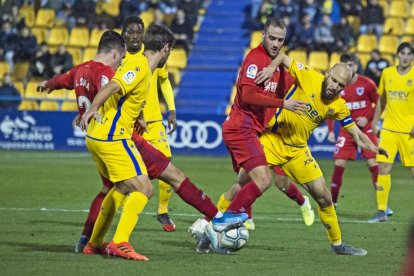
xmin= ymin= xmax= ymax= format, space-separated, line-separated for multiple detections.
xmin=225 ymin=44 xmax=295 ymax=133
xmin=339 ymin=74 xmax=378 ymax=131
xmin=46 ymin=60 xmax=115 ymax=116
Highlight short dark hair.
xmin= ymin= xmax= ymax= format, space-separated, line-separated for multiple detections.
xmin=143 ymin=24 xmax=176 ymax=52
xmin=397 ymin=42 xmax=414 ymax=55
xmin=264 ymin=17 xmax=286 ymax=33
xmin=122 ymin=16 xmax=144 ymax=35
xmin=97 ymin=30 xmax=125 ymax=54
xmin=340 ymin=52 xmax=359 ymax=63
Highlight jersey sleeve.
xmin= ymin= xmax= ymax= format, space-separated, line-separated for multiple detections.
xmin=157 ymin=65 xmax=169 ymax=80
xmin=239 ymin=51 xmax=266 ymax=87
xmin=112 ymin=63 xmax=149 ymax=96
xmin=95 ymin=66 xmax=115 ymax=91
xmin=334 ymin=99 xmax=356 ymax=130
xmin=46 ymin=70 xmax=74 ymax=90
xmin=287 ymin=58 xmax=315 ymax=87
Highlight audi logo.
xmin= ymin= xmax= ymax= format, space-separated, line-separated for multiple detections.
xmin=166 ymin=120 xmax=222 ymax=149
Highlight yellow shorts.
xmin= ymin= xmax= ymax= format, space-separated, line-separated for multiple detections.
xmin=260 ymin=131 xmax=323 ymax=184
xmin=376 ymin=129 xmax=414 ymax=166
xmin=86 ymin=137 xmax=148 ymax=183
xmin=141 ymin=121 xmax=171 ymax=157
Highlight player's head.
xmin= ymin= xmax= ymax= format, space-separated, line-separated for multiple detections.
xmin=122 ymin=16 xmax=145 ymax=53
xmin=143 ymin=24 xmax=176 ymax=68
xmin=396 ymin=42 xmax=414 ymax=68
xmin=340 ymin=52 xmax=359 ymax=77
xmin=323 ymin=63 xmax=352 ymax=101
xmin=97 ymin=30 xmax=126 ymax=69
xmin=262 ymin=17 xmax=286 ymax=58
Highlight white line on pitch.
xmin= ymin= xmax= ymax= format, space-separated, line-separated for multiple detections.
xmin=0 ymin=207 xmax=407 ymax=225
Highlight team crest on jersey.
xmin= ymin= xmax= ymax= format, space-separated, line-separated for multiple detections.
xmin=296 ymin=62 xmax=304 ymax=70
xmin=356 ymin=87 xmax=364 ymax=96
xmin=101 ymin=75 xmax=109 ymax=88
xmin=326 ymin=108 xmax=334 ymax=117
xmin=246 ymin=64 xmax=258 ymax=79
xmin=407 ymin=80 xmax=412 ymax=86
xmin=122 ymin=70 xmax=136 ymax=84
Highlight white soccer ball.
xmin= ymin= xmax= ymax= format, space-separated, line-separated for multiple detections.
xmin=219 ymin=226 xmax=249 ymax=252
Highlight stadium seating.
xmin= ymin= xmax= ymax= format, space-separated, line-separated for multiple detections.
xmin=14 ymin=81 xmax=25 ymax=97
xmin=25 ymin=81 xmax=45 ymax=99
xmin=405 ymin=17 xmax=414 ymax=36
xmin=19 ymin=5 xmax=35 ymax=27
xmin=68 ymin=27 xmax=90 ymax=48
xmin=167 ymin=67 xmax=181 ymax=85
xmin=329 ymin=52 xmax=341 ymax=68
xmin=383 ymin=17 xmax=404 ymax=36
xmin=61 ymin=101 xmax=78 ymax=112
xmin=83 ymin=47 xmax=97 ymax=62
xmin=31 ymin=27 xmax=47 ymax=43
xmin=48 ymin=27 xmax=69 ymax=46
xmin=378 ymin=35 xmax=399 ymax=55
xmin=356 ymin=34 xmax=377 ymax=53
xmin=0 ymin=62 xmax=10 ymax=77
xmin=89 ymin=28 xmax=106 ymax=47
xmin=12 ymin=62 xmax=29 ymax=81
xmin=250 ymin=31 xmax=262 ymax=49
xmin=167 ymin=48 xmax=187 ymax=69
xmin=140 ymin=10 xmax=154 ymax=27
xmin=39 ymin=100 xmax=59 ymax=111
xmin=288 ymin=49 xmax=308 ymax=64
xmin=358 ymin=53 xmax=371 ymax=69
xmin=66 ymin=90 xmax=76 ymax=100
xmin=389 ymin=1 xmax=410 ymax=19
xmin=95 ymin=0 xmax=121 ymax=17
xmin=46 ymin=89 xmax=67 ymax=100
xmin=35 ymin=8 xmax=55 ymax=28
xmin=66 ymin=47 xmax=82 ymax=66
xmin=18 ymin=100 xmax=38 ymax=111
xmin=308 ymin=51 xmax=329 ymax=72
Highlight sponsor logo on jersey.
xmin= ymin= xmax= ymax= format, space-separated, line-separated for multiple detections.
xmin=122 ymin=70 xmax=136 ymax=84
xmin=356 ymin=87 xmax=364 ymax=96
xmin=101 ymin=75 xmax=109 ymax=88
xmin=246 ymin=64 xmax=258 ymax=79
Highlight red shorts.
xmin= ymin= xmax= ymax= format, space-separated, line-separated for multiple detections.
xmin=333 ymin=129 xmax=378 ymax=160
xmin=131 ymin=132 xmax=170 ymax=180
xmin=222 ymin=126 xmax=267 ymax=173
xmin=100 ymin=174 xmax=113 ymax=189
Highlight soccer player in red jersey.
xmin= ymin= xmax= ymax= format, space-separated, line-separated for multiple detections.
xmin=189 ymin=18 xmax=308 ymax=252
xmin=326 ymin=52 xmax=387 ymax=210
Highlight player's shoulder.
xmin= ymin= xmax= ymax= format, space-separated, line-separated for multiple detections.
xmin=358 ymin=74 xmax=376 ymax=86
xmin=382 ymin=66 xmax=396 ymax=75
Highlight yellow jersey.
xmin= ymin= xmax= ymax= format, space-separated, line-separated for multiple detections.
xmin=378 ymin=66 xmax=414 ymax=133
xmin=267 ymin=59 xmax=355 ymax=147
xmin=87 ymin=51 xmax=151 ymax=140
xmin=144 ymin=65 xmax=175 ymax=122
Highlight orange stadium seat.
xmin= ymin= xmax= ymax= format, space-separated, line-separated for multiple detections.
xmin=308 ymin=51 xmax=329 ymax=72
xmin=250 ymin=31 xmax=262 ymax=49
xmin=39 ymin=100 xmax=59 ymax=111
xmin=35 ymin=8 xmax=55 ymax=28
xmin=378 ymin=35 xmax=399 ymax=55
xmin=389 ymin=1 xmax=410 ymax=18
xmin=356 ymin=34 xmax=377 ymax=53
xmin=329 ymin=52 xmax=341 ymax=68
xmin=96 ymin=0 xmax=121 ymax=17
xmin=68 ymin=27 xmax=90 ymax=48
xmin=61 ymin=101 xmax=78 ymax=112
xmin=48 ymin=27 xmax=69 ymax=46
xmin=383 ymin=17 xmax=404 ymax=36
xmin=19 ymin=5 xmax=35 ymax=27
xmin=140 ymin=10 xmax=154 ymax=28
xmin=31 ymin=27 xmax=47 ymax=43
xmin=18 ymin=100 xmax=38 ymax=111
xmin=167 ymin=48 xmax=187 ymax=69
xmin=358 ymin=52 xmax=371 ymax=69
xmin=288 ymin=49 xmax=307 ymax=64
xmin=89 ymin=28 xmax=106 ymax=47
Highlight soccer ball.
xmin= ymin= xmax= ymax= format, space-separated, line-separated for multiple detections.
xmin=219 ymin=225 xmax=249 ymax=252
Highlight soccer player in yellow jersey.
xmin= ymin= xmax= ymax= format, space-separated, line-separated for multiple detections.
xmin=369 ymin=42 xmax=414 ymax=223
xmin=122 ymin=17 xmax=177 ymax=231
xmin=204 ymin=56 xmax=388 ymax=255
xmin=79 ymin=24 xmax=175 ymax=261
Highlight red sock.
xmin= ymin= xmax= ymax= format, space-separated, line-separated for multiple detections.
xmin=286 ymin=182 xmax=305 ymax=206
xmin=176 ymin=178 xmax=218 ymax=219
xmin=82 ymin=192 xmax=106 ymax=237
xmin=245 ymin=206 xmax=252 ymax=219
xmin=227 ymin=181 xmax=262 ymax=213
xmin=330 ymin=165 xmax=345 ymax=204
xmin=369 ymin=165 xmax=378 ymax=190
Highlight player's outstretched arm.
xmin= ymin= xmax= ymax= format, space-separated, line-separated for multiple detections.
xmin=347 ymin=125 xmax=388 ymax=158
xmin=80 ymin=80 xmax=120 ymax=130
xmin=36 ymin=80 xmax=52 ymax=94
xmin=256 ymin=53 xmax=291 ymax=85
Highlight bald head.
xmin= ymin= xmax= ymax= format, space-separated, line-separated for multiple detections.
xmin=330 ymin=63 xmax=352 ymax=86
xmin=322 ymin=63 xmax=352 ymax=101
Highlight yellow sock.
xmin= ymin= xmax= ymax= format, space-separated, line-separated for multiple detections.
xmin=113 ymin=192 xmax=148 ymax=244
xmin=90 ymin=189 xmax=125 ymax=247
xmin=216 ymin=193 xmax=231 ymax=213
xmin=377 ymin=174 xmax=391 ymax=211
xmin=318 ymin=204 xmax=342 ymax=245
xmin=158 ymin=180 xmax=173 ymax=214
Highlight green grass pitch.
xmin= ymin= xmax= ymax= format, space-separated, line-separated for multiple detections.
xmin=0 ymin=151 xmax=412 ymax=275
